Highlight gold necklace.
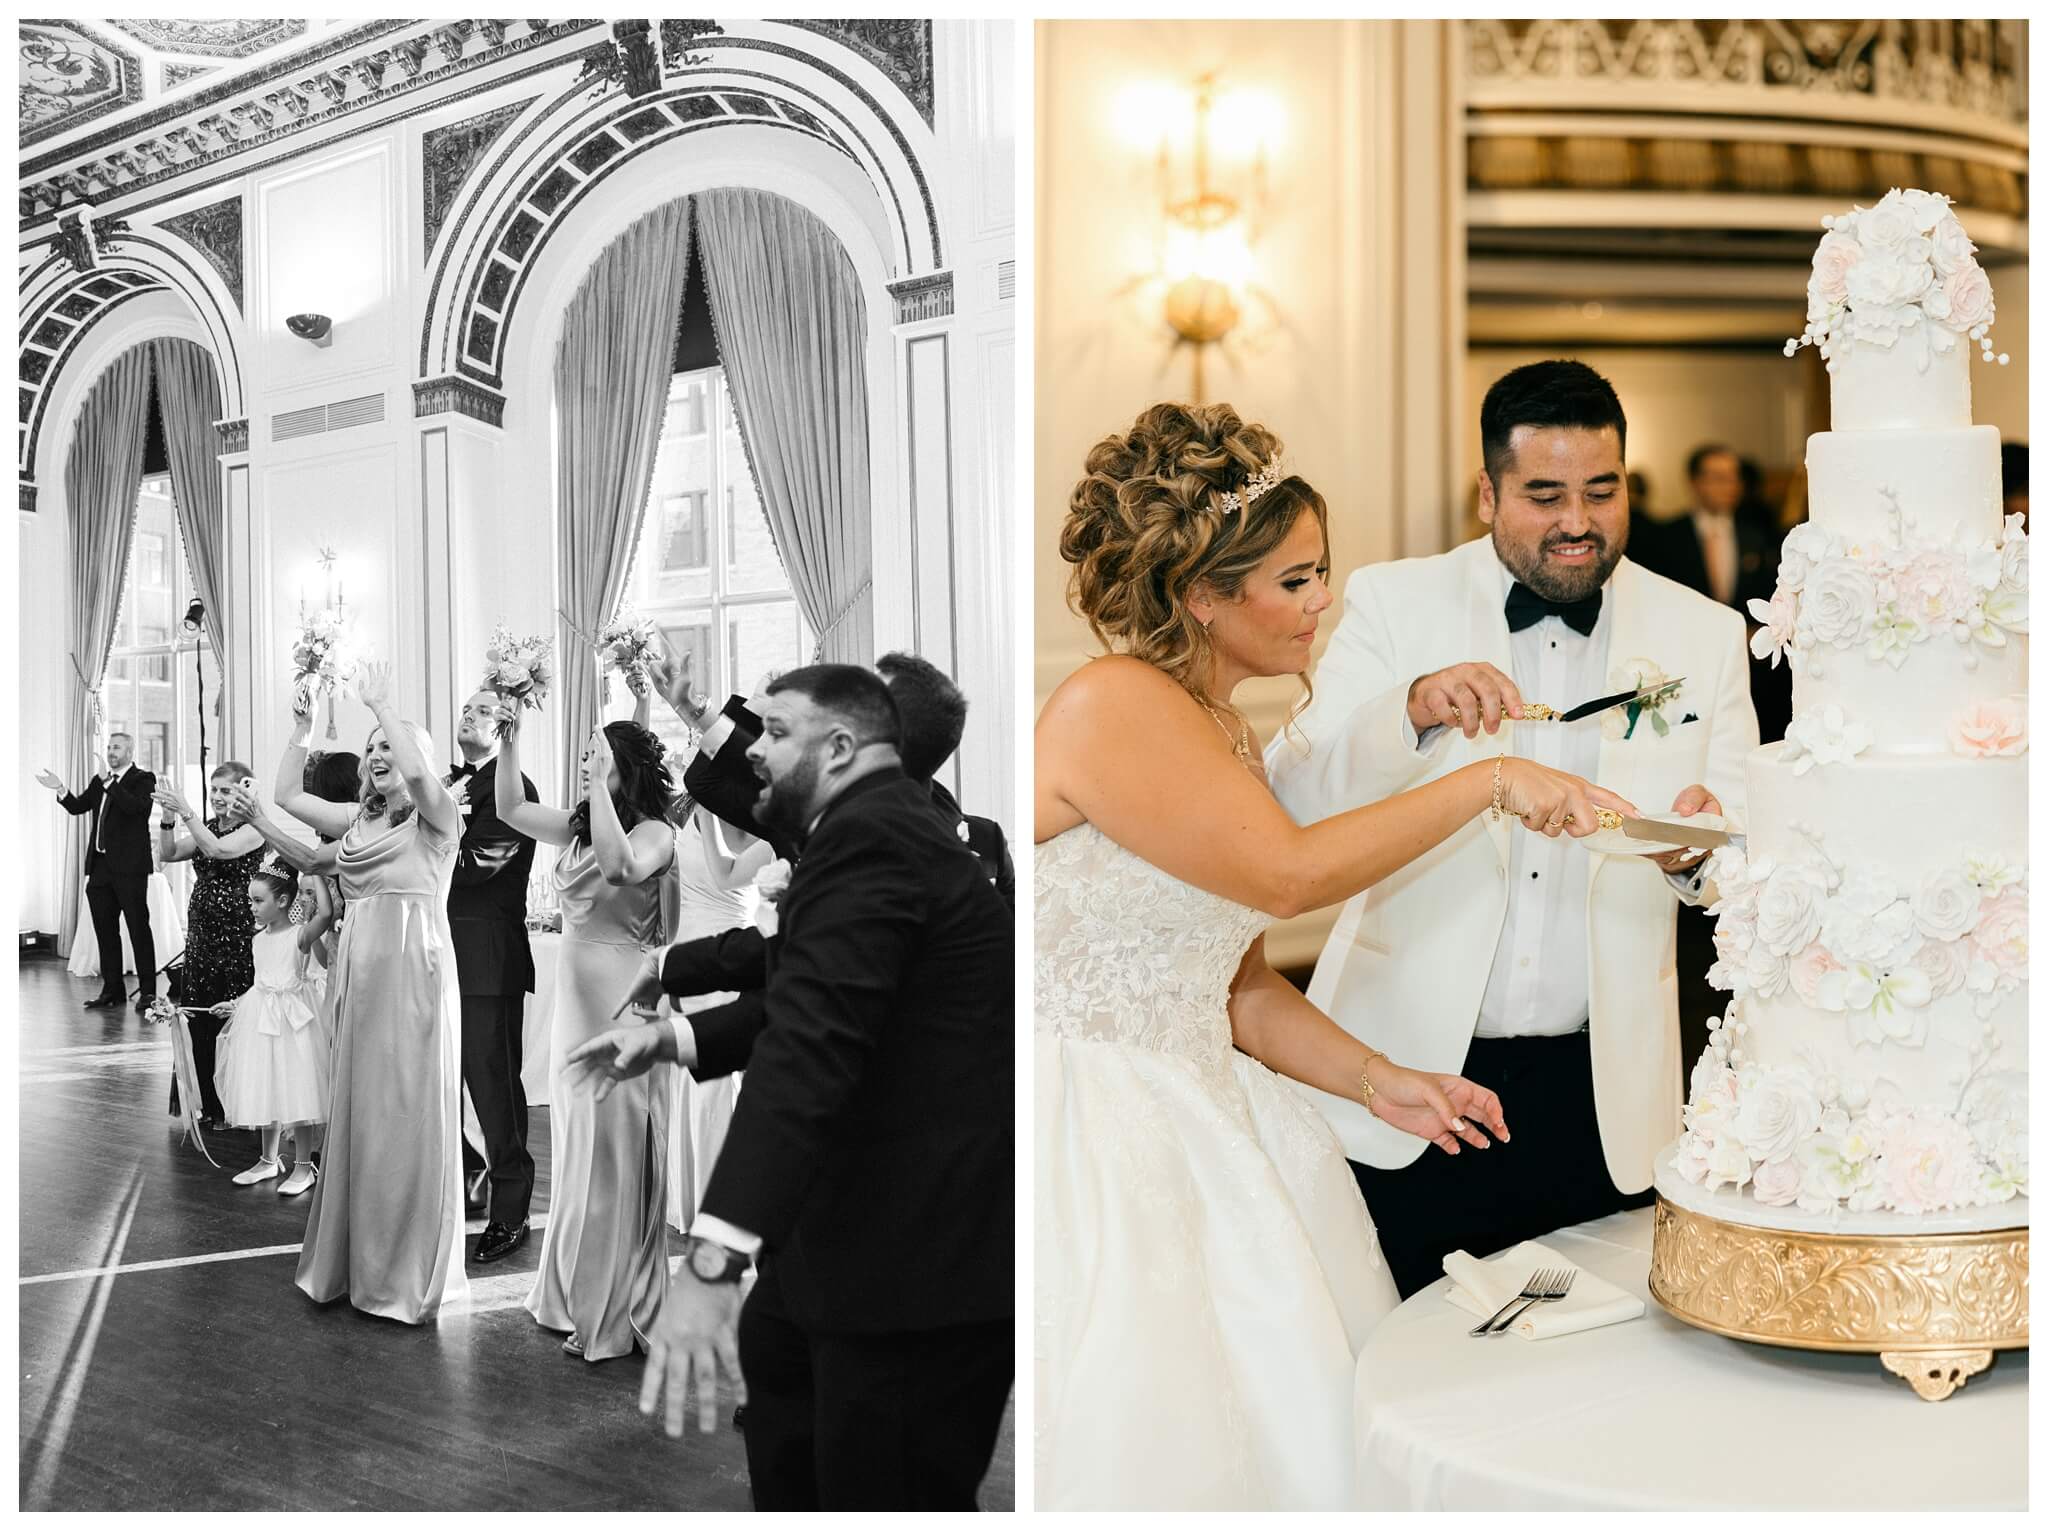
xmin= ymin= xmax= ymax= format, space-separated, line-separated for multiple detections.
xmin=1200 ymin=699 xmax=1253 ymax=767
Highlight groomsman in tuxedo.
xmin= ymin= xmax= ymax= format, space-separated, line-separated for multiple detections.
xmin=446 ymin=688 xmax=540 ymax=1263
xmin=572 ymin=665 xmax=1013 ymax=1509
xmin=39 ymin=733 xmax=159 ymax=1012
xmin=1268 ymin=360 xmax=1758 ymax=1297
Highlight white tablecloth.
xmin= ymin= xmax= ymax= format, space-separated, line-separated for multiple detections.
xmin=1354 ymin=1208 xmax=2027 ymax=1510
xmin=67 ymin=874 xmax=186 ymax=981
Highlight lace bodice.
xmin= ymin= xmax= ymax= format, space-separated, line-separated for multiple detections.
xmin=1035 ymin=821 xmax=1270 ymax=1070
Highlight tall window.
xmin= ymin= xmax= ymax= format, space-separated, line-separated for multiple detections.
xmin=622 ymin=369 xmax=810 ymax=761
xmin=102 ymin=477 xmax=214 ymax=810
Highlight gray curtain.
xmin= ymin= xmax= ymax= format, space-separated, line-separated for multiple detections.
xmin=59 ymin=346 xmax=157 ymax=955
xmin=553 ymin=198 xmax=694 ymax=794
xmin=148 ymin=338 xmax=227 ymax=657
xmin=696 ymin=188 xmax=874 ymax=665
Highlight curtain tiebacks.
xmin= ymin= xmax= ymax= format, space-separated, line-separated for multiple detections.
xmin=810 ymin=577 xmax=873 ymax=660
xmin=69 ymin=652 xmax=104 ymax=729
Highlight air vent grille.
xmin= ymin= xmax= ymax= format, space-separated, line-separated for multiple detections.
xmin=270 ymin=392 xmax=386 ymax=442
xmin=996 ymin=259 xmax=1016 ymax=302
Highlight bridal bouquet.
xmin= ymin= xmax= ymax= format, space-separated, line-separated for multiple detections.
xmin=481 ymin=625 xmax=554 ymax=735
xmin=289 ymin=609 xmax=359 ymax=739
xmin=596 ymin=608 xmax=662 ymax=701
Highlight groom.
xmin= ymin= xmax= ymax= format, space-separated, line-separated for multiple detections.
xmin=1268 ymin=359 xmax=1757 ymax=1296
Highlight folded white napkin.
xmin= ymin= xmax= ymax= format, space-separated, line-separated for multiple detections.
xmin=1442 ymin=1240 xmax=1644 ymax=1340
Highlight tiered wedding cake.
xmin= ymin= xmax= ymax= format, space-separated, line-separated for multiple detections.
xmin=1664 ymin=190 xmax=2028 ymax=1228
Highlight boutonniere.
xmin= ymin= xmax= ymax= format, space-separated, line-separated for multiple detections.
xmin=751 ymin=858 xmax=793 ymax=938
xmin=1603 ymin=660 xmax=1685 ymax=741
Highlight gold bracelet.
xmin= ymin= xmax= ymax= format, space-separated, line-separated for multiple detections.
xmin=1489 ymin=754 xmax=1506 ymax=822
xmin=1359 ymin=1048 xmax=1382 ymax=1118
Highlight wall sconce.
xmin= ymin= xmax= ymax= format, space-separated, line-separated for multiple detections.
xmin=1126 ymin=72 xmax=1275 ymax=402
xmin=285 ymin=312 xmax=333 ymax=345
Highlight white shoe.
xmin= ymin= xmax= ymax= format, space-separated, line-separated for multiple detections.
xmin=233 ymin=1158 xmax=283 ymax=1186
xmin=277 ymin=1163 xmax=318 ymax=1197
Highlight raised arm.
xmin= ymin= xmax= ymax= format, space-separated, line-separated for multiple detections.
xmin=230 ymin=786 xmax=341 ymax=875
xmin=296 ymin=874 xmax=336 ymax=955
xmin=1036 ymin=656 xmax=1632 ymax=920
xmin=273 ymin=692 xmax=356 ymax=840
xmin=153 ymin=782 xmax=263 ymax=860
xmin=154 ymin=791 xmax=196 ymax=864
xmin=1228 ymin=936 xmax=1505 ymax=1153
xmin=585 ymin=726 xmax=675 ymax=886
xmin=490 ymin=709 xmax=575 ymax=847
xmin=353 ymin=662 xmax=457 ymax=839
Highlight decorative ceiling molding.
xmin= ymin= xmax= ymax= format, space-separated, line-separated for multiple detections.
xmin=17 ymin=269 xmax=165 ymax=479
xmin=422 ymin=99 xmax=533 ymax=263
xmin=21 ymin=21 xmax=144 ymax=148
xmin=889 ymin=271 xmax=954 ymax=325
xmin=159 ymin=196 xmax=246 ymax=312
xmin=20 ymin=21 xmax=597 ymax=229
xmin=102 ymin=20 xmax=306 ymax=60
xmin=413 ymin=375 xmax=506 ymax=428
xmin=788 ymin=20 xmax=935 ymax=128
xmin=161 ymin=62 xmax=218 ymax=91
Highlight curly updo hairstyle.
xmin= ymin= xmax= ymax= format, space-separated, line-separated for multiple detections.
xmin=1061 ymin=402 xmax=1328 ymax=707
xmin=568 ymin=720 xmax=675 ymax=849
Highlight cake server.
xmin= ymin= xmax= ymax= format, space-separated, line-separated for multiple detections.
xmin=1591 ymin=810 xmax=1736 ymax=851
xmin=1520 ymin=678 xmax=1686 ymax=723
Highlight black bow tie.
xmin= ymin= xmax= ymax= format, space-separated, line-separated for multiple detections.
xmin=1505 ymin=582 xmax=1601 ymax=637
xmin=450 ymin=763 xmax=478 ymax=780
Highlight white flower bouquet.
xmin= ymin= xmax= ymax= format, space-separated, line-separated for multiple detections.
xmin=597 ymin=608 xmax=662 ymax=701
xmin=289 ymin=608 xmax=360 ymax=739
xmin=481 ymin=624 xmax=555 ymax=736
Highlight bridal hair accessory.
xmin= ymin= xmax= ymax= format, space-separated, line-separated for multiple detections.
xmin=1214 ymin=459 xmax=1284 ymax=518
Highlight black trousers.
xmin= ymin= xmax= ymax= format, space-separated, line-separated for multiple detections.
xmin=459 ymin=993 xmax=533 ymax=1225
xmin=85 ymin=875 xmax=154 ymax=999
xmin=738 ymin=1264 xmax=1013 ymax=1510
xmin=1351 ymin=1029 xmax=1653 ymax=1299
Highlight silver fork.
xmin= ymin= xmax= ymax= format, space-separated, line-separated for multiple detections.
xmin=1484 ymin=1267 xmax=1576 ymax=1335
xmin=1468 ymin=1267 xmax=1563 ymax=1337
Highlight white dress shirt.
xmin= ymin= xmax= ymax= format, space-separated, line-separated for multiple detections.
xmin=1403 ymin=555 xmax=1699 ymax=1037
xmin=1692 ymin=509 xmax=1738 ymax=606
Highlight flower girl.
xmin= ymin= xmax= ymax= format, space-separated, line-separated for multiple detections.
xmin=213 ymin=861 xmax=335 ymax=1193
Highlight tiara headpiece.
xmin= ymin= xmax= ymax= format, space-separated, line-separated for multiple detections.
xmin=1215 ymin=460 xmax=1284 ymax=518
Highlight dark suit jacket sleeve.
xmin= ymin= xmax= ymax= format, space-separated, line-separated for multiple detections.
xmin=699 ymin=811 xmax=925 ymax=1247
xmin=660 ymin=925 xmax=770 ymax=996
xmin=683 ymin=992 xmax=769 ymax=1082
xmin=450 ymin=771 xmax=536 ymax=887
xmin=681 ymin=697 xmax=768 ymax=842
xmin=108 ymin=768 xmax=156 ymax=814
xmin=994 ymin=830 xmax=1016 ymax=910
xmin=57 ymin=778 xmax=106 ymax=817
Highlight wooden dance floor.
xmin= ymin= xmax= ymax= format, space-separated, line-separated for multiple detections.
xmin=17 ymin=957 xmax=1014 ymax=1511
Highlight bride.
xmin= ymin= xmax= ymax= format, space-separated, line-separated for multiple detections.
xmin=1035 ymin=403 xmax=1632 ymax=1509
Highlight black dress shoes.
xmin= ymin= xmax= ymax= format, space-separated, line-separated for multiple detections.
xmin=474 ymin=1220 xmax=530 ymax=1264
xmin=84 ymin=989 xmax=125 ymax=1010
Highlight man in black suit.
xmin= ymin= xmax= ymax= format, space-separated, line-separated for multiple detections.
xmin=40 ymin=732 xmax=159 ymax=1012
xmin=571 ymin=665 xmax=1013 ymax=1509
xmin=445 ymin=688 xmax=539 ymax=1263
xmin=1627 ymin=444 xmax=1781 ymax=615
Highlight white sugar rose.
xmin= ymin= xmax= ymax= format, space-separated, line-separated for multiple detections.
xmin=1754 ymin=863 xmax=1830 ymax=956
xmin=1912 ymin=868 xmax=1984 ymax=943
xmin=1776 ymin=525 xmax=1829 ymax=593
xmin=1752 ymin=1156 xmax=1803 ymax=1207
xmin=1809 ymin=228 xmax=1863 ymax=308
xmin=1740 ymin=940 xmax=1791 ymax=1000
xmin=1967 ymin=889 xmax=2028 ymax=983
xmin=1846 ymin=246 xmax=1932 ymax=310
xmin=1914 ymin=938 xmax=1968 ymax=999
xmin=1879 ymin=1113 xmax=1982 ymax=1214
xmin=1730 ymin=1067 xmax=1820 ymax=1164
xmin=1899 ymin=189 xmax=1953 ymax=233
xmin=1929 ymin=215 xmax=1975 ymax=276
xmin=1787 ymin=941 xmax=1842 ymax=1005
xmin=1821 ymin=865 xmax=1906 ymax=962
xmin=1800 ymin=560 xmax=1876 ymax=647
xmin=1943 ymin=264 xmax=1995 ymax=331
xmin=1857 ymin=197 xmax=1920 ymax=252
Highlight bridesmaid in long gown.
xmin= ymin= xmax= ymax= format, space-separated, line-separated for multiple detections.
xmin=237 ymin=665 xmax=468 ymax=1324
xmin=494 ymin=709 xmax=678 ymax=1360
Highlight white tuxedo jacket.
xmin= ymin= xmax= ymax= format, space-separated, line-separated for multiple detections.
xmin=1266 ymin=536 xmax=1757 ymax=1189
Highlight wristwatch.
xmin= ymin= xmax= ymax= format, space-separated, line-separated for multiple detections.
xmin=682 ymin=1233 xmax=750 ymax=1284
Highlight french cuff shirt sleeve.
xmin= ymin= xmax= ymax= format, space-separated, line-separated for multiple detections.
xmin=668 ymin=1013 xmax=699 ymax=1069
xmin=1401 ymin=712 xmax=1451 ymax=756
xmin=689 ymin=1212 xmax=761 ymax=1259
xmin=1665 ymin=857 xmax=1711 ymax=905
xmin=696 ymin=712 xmax=736 ymax=758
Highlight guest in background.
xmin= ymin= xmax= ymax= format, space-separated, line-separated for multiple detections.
xmin=1625 ymin=469 xmax=1651 ymax=513
xmin=37 ymin=733 xmax=158 ymax=1012
xmin=298 ymin=750 xmax=361 ymax=967
xmin=446 ymin=689 xmax=540 ymax=1262
xmin=211 ymin=862 xmax=334 ymax=1194
xmin=494 ymin=705 xmax=679 ymax=1361
xmin=2003 ymin=441 xmax=2028 ymax=527
xmin=153 ymin=763 xmax=268 ymax=1126
xmin=239 ymin=670 xmax=469 ymax=1325
xmin=1627 ymin=444 xmax=1781 ymax=613
xmin=644 ymin=641 xmax=798 ymax=864
xmin=875 ymin=651 xmax=1015 ymax=907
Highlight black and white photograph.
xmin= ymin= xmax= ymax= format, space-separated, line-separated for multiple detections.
xmin=16 ymin=16 xmax=1017 ymax=1512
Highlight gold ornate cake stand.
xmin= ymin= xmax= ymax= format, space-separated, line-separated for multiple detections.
xmin=1649 ymin=1197 xmax=2029 ymax=1401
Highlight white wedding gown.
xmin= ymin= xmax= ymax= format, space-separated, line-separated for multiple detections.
xmin=1035 ymin=822 xmax=1398 ymax=1509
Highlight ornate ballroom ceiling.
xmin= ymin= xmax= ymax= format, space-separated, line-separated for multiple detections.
xmin=21 ymin=20 xmax=352 ymax=148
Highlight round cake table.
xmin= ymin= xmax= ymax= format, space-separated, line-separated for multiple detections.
xmin=1353 ymin=1208 xmax=2027 ymax=1510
